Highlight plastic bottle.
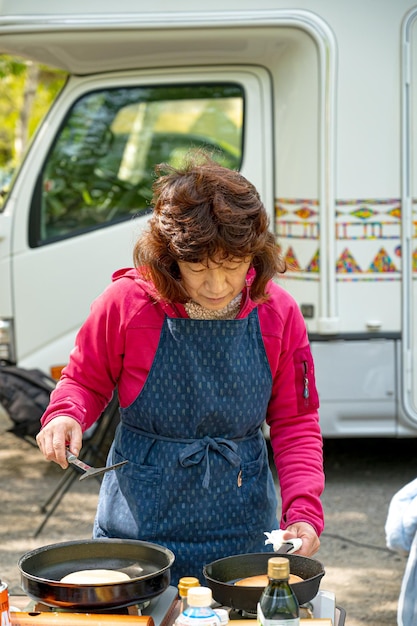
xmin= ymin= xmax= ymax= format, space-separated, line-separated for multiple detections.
xmin=178 ymin=577 xmax=201 ymax=613
xmin=213 ymin=608 xmax=229 ymax=626
xmin=257 ymin=557 xmax=300 ymax=626
xmin=176 ymin=586 xmax=221 ymax=626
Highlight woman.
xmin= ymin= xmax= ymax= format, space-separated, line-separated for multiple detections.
xmin=37 ymin=152 xmax=324 ymax=584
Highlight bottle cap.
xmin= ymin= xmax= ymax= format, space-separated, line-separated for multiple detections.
xmin=267 ymin=556 xmax=290 ymax=579
xmin=178 ymin=577 xmax=200 ymax=598
xmin=187 ymin=586 xmax=213 ymax=607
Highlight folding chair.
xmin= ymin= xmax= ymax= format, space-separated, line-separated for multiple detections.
xmin=33 ymin=393 xmax=120 ymax=537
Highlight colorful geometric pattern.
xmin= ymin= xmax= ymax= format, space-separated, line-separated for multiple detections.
xmin=306 ymin=249 xmax=320 ymax=273
xmin=283 ymin=246 xmax=301 ymax=271
xmin=336 ymin=248 xmax=362 ymax=273
xmin=275 ymin=197 xmax=417 ymax=281
xmin=368 ymin=247 xmax=397 ymax=272
xmin=350 ymin=207 xmax=379 ymax=220
xmin=294 ymin=206 xmax=318 ymax=220
xmin=388 ymin=206 xmax=402 ymax=219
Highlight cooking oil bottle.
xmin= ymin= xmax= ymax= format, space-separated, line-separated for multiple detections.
xmin=178 ymin=576 xmax=200 ymax=613
xmin=257 ymin=557 xmax=300 ymax=626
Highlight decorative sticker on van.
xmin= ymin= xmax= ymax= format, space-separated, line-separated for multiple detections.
xmin=275 ymin=198 xmax=417 ymax=281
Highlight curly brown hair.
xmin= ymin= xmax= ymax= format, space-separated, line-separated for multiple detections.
xmin=133 ymin=151 xmax=286 ymax=303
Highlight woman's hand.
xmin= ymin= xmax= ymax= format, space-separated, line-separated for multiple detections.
xmin=281 ymin=522 xmax=320 ymax=557
xmin=36 ymin=416 xmax=83 ymax=469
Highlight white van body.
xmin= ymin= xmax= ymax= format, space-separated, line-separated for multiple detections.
xmin=0 ymin=0 xmax=416 ymax=437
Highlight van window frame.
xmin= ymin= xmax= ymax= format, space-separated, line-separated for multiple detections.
xmin=28 ymin=81 xmax=245 ymax=248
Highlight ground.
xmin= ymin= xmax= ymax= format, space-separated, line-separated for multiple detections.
xmin=1 ymin=405 xmax=416 ymax=625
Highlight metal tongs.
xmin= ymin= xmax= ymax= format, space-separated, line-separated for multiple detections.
xmin=66 ymin=449 xmax=128 ymax=481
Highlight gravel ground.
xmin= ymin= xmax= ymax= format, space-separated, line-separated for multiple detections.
xmin=1 ymin=405 xmax=416 ymax=625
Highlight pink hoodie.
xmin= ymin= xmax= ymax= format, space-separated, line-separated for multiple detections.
xmin=41 ymin=267 xmax=324 ymax=535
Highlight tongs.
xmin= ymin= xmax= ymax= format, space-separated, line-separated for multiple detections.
xmin=66 ymin=449 xmax=128 ymax=481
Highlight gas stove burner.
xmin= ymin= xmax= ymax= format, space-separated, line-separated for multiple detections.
xmin=34 ymin=601 xmax=140 ymax=615
xmin=138 ymin=599 xmax=151 ymax=611
xmin=228 ymin=608 xmax=256 ymax=620
xmin=228 ymin=602 xmax=314 ymax=620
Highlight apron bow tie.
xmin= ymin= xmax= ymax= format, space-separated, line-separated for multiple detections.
xmin=178 ymin=436 xmax=241 ymax=489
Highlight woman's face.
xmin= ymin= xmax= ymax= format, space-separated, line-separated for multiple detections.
xmin=178 ymin=256 xmax=251 ymax=310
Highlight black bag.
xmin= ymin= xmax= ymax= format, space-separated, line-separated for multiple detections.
xmin=0 ymin=366 xmax=56 ymax=439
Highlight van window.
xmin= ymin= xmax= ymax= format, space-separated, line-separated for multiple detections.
xmin=29 ymin=83 xmax=243 ymax=246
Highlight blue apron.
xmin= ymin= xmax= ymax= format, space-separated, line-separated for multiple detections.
xmin=93 ymin=309 xmax=278 ymax=584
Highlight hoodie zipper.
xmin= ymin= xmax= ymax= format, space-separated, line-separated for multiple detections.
xmin=303 ymin=361 xmax=310 ymax=401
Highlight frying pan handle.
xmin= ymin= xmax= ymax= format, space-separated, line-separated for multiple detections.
xmin=275 ymin=538 xmax=303 ymax=554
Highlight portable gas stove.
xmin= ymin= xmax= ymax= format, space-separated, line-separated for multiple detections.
xmin=11 ymin=587 xmax=345 ymax=626
xmin=10 ymin=586 xmax=179 ymax=626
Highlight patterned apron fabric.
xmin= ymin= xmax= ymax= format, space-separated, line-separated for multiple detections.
xmin=93 ymin=310 xmax=279 ymax=584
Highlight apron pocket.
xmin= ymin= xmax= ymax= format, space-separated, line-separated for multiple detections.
xmin=240 ymin=448 xmax=278 ymax=536
xmin=94 ymin=447 xmax=161 ymax=540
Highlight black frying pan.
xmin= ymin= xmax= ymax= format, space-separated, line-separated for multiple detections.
xmin=203 ymin=551 xmax=325 ymax=612
xmin=18 ymin=539 xmax=175 ymax=610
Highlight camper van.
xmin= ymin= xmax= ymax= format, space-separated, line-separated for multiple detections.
xmin=0 ymin=0 xmax=416 ymax=437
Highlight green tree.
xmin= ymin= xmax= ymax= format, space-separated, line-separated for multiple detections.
xmin=0 ymin=55 xmax=67 ymax=173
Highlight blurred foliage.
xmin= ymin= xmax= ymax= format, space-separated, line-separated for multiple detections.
xmin=0 ymin=54 xmax=67 ymax=173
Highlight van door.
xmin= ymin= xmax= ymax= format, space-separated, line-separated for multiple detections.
xmin=9 ymin=66 xmax=273 ymax=372
xmin=401 ymin=8 xmax=417 ymax=424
